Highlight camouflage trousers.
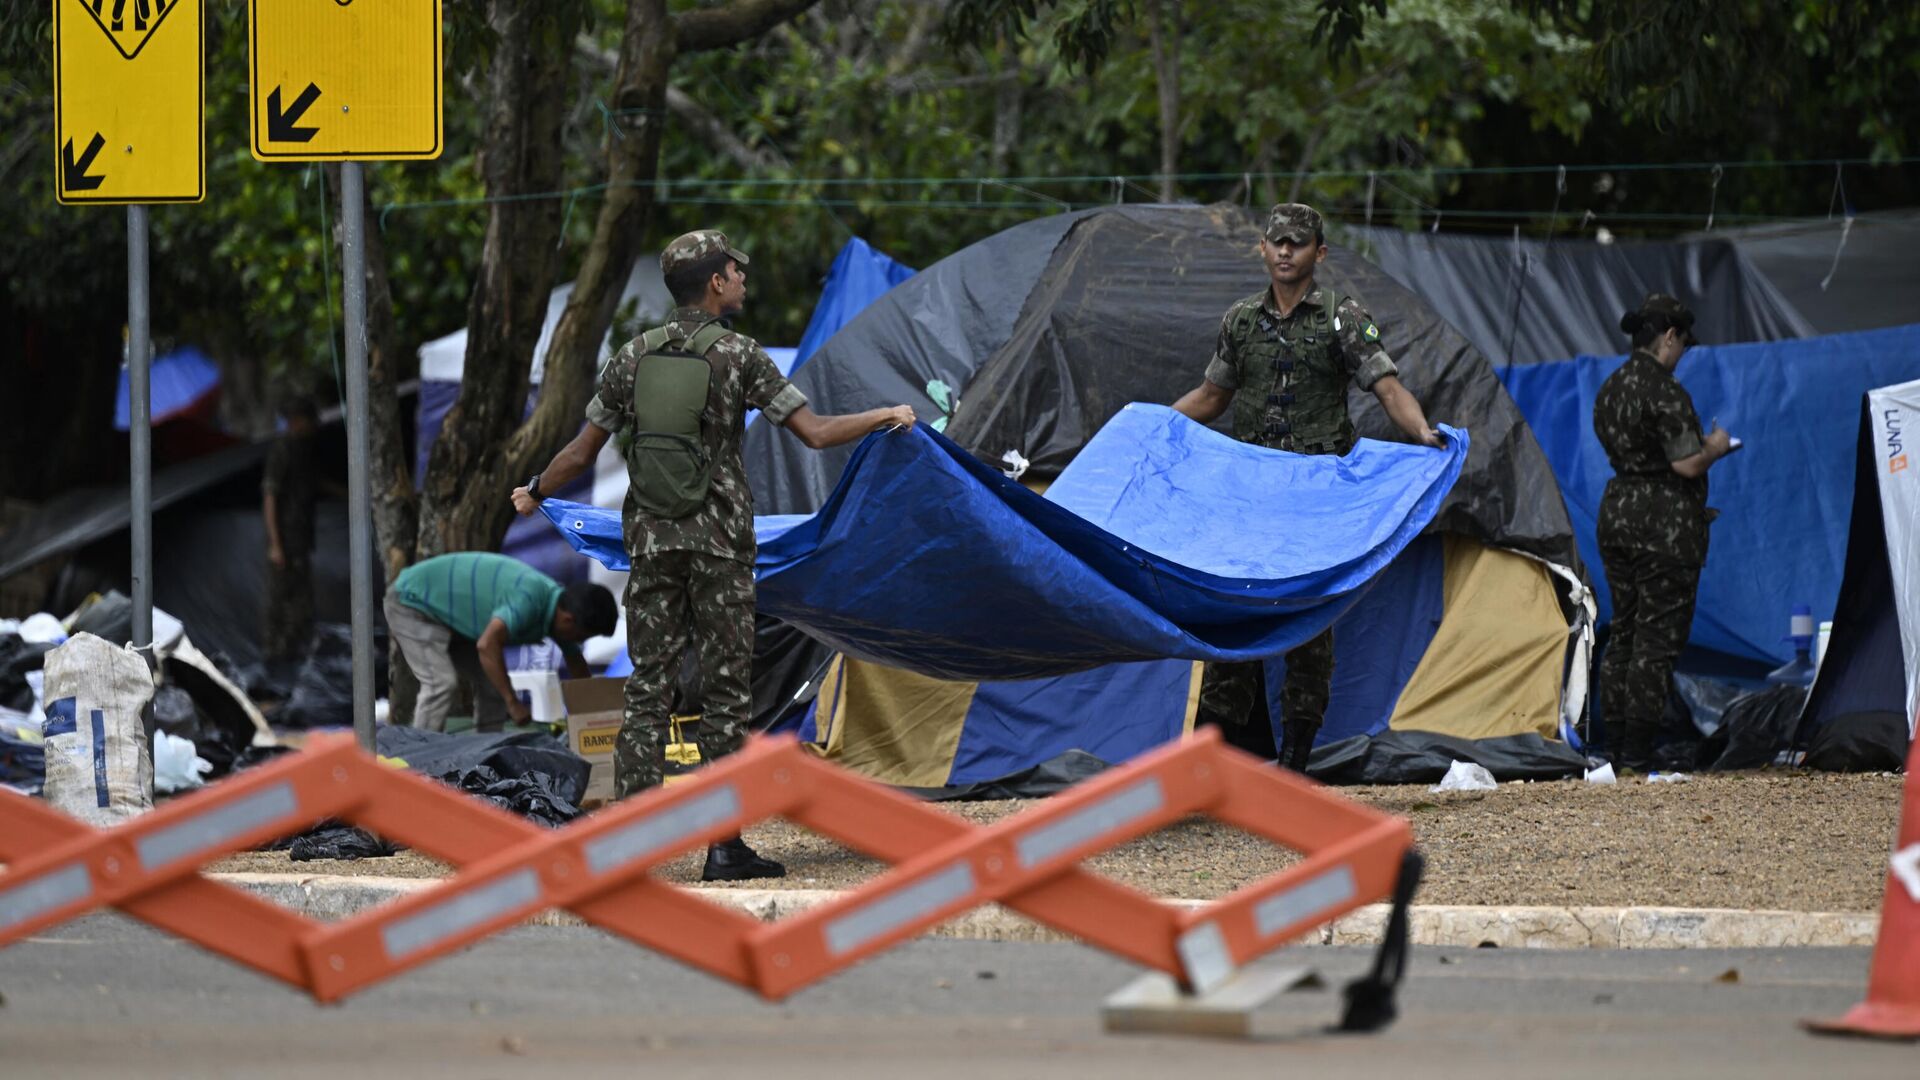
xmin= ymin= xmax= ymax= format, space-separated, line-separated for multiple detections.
xmin=615 ymin=551 xmax=755 ymax=799
xmin=1197 ymin=627 xmax=1335 ymax=769
xmin=1596 ymin=543 xmax=1703 ymax=767
xmin=264 ymin=552 xmax=313 ymax=663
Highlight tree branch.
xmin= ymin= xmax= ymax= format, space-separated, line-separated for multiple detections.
xmin=666 ymin=85 xmax=782 ymax=171
xmin=675 ymin=0 xmax=822 ymax=54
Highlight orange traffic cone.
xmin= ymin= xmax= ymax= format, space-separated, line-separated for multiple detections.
xmin=1806 ymin=711 xmax=1920 ymax=1041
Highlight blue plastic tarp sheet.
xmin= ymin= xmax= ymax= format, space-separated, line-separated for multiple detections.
xmin=542 ymin=403 xmax=1465 ymax=681
xmin=792 ymin=238 xmax=916 ymax=373
xmin=1499 ymin=323 xmax=1920 ymax=663
xmin=115 ymin=346 xmax=221 ymax=429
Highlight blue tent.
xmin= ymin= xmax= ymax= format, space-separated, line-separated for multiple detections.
xmin=792 ymin=237 xmax=916 ymax=373
xmin=1499 ymin=323 xmax=1920 ymax=664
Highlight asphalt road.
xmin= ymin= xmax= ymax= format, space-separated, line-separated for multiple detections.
xmin=0 ymin=917 xmax=1912 ymax=1078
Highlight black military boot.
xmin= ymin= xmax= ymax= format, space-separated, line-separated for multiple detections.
xmin=1279 ymin=720 xmax=1321 ymax=774
xmin=1615 ymin=724 xmax=1656 ymax=777
xmin=702 ymin=836 xmax=786 ymax=881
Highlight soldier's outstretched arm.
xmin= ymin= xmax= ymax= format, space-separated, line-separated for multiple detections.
xmin=782 ymin=404 xmax=917 ymax=450
xmin=1371 ymin=375 xmax=1444 ymax=448
xmin=1172 ymin=379 xmax=1233 ymax=423
xmin=512 ymin=422 xmax=613 ymax=515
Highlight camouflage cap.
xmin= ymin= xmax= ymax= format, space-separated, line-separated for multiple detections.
xmin=1264 ymin=203 xmax=1324 ymax=245
xmin=660 ymin=230 xmax=749 ymax=277
xmin=1624 ymin=292 xmax=1700 ymax=344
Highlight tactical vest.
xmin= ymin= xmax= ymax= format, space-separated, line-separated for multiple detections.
xmin=627 ymin=322 xmax=729 ymax=519
xmin=1226 ymin=291 xmax=1355 ymax=455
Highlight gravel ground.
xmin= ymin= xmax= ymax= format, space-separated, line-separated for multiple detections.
xmin=209 ymin=770 xmax=1906 ymax=911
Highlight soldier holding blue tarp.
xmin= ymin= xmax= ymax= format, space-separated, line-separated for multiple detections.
xmin=1171 ymin=202 xmax=1445 ymax=772
xmin=513 ymin=229 xmax=914 ymax=881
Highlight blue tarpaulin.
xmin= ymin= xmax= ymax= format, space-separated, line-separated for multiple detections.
xmin=792 ymin=238 xmax=916 ymax=373
xmin=542 ymin=404 xmax=1466 ymax=681
xmin=115 ymin=346 xmax=221 ymax=430
xmin=1498 ymin=323 xmax=1920 ymax=663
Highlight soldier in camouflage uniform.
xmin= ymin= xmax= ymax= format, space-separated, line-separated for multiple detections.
xmin=513 ymin=229 xmax=915 ymax=880
xmin=1593 ymin=294 xmax=1732 ymax=772
xmin=1171 ymin=203 xmax=1445 ymax=772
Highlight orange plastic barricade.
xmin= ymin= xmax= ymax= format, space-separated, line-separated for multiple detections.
xmin=0 ymin=727 xmax=1414 ymax=1007
xmin=1806 ymin=711 xmax=1920 ymax=1041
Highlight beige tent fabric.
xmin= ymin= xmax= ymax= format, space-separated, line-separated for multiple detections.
xmin=813 ymin=656 xmax=977 ymax=786
xmin=1389 ymin=536 xmax=1566 ymax=739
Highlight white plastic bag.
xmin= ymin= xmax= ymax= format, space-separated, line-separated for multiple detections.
xmin=153 ymin=731 xmax=213 ymax=795
xmin=42 ymin=632 xmax=155 ymax=826
xmin=1430 ymin=760 xmax=1497 ymax=793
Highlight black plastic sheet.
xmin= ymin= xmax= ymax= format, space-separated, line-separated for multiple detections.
xmin=375 ymin=726 xmax=591 ymax=806
xmin=1307 ymin=730 xmax=1587 ymax=785
xmin=438 ymin=766 xmax=583 ymax=828
xmin=0 ymin=634 xmax=52 ymax=713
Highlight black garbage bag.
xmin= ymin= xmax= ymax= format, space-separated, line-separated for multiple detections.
xmin=0 ymin=729 xmax=45 ymax=796
xmin=159 ymin=657 xmax=261 ymax=779
xmin=376 ymin=726 xmax=591 ymax=805
xmin=0 ymin=634 xmax=54 ymax=712
xmin=265 ymin=820 xmax=399 ymax=862
xmin=1707 ymin=685 xmax=1809 ymax=771
xmin=440 ymin=766 xmax=584 ymax=828
xmin=279 ymin=623 xmax=388 ymax=728
xmin=233 ymin=743 xmax=296 ymax=771
xmin=68 ymin=591 xmax=134 ymax=645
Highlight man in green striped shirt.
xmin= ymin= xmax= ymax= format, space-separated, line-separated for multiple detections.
xmin=384 ymin=552 xmax=618 ymax=732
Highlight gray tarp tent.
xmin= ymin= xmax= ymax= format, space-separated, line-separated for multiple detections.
xmin=1342 ymin=226 xmax=1813 ymax=366
xmin=1693 ymin=210 xmax=1920 ymax=336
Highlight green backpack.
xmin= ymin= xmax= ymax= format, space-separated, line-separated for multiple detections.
xmin=627 ymin=322 xmax=729 ymax=519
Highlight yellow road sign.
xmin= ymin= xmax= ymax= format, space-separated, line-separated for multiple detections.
xmin=53 ymin=0 xmax=204 ymax=205
xmin=248 ymin=0 xmax=443 ymax=162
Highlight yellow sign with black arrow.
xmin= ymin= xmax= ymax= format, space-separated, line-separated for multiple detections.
xmin=247 ymin=0 xmax=444 ymax=162
xmin=52 ymin=0 xmax=205 ymax=204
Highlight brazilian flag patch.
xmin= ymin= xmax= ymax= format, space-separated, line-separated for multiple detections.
xmin=1363 ymin=323 xmax=1381 ymax=342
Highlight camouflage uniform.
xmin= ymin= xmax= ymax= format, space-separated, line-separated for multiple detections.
xmin=1195 ymin=203 xmax=1402 ymax=769
xmin=1593 ymin=336 xmax=1714 ymax=768
xmin=261 ymin=430 xmax=317 ymax=662
xmin=585 ymin=230 xmax=807 ymax=797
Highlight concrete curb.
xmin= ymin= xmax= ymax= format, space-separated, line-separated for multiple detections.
xmin=210 ymin=873 xmax=1878 ymax=950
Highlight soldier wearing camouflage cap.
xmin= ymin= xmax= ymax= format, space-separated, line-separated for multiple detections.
xmin=1171 ymin=202 xmax=1445 ymax=773
xmin=513 ymin=228 xmax=916 ymax=880
xmin=1592 ymin=293 xmax=1732 ymax=773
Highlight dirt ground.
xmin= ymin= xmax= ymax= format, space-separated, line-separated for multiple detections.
xmin=208 ymin=769 xmax=1907 ymax=911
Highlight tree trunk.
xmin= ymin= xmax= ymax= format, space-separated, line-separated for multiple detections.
xmin=509 ymin=0 xmax=823 ymax=486
xmin=1146 ymin=0 xmax=1182 ymax=202
xmin=415 ymin=0 xmax=583 ymax=559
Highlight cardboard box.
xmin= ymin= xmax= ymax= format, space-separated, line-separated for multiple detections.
xmin=561 ymin=677 xmax=625 ymax=806
xmin=559 ymin=677 xmax=707 ymax=807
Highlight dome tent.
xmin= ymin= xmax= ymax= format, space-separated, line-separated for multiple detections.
xmin=745 ymin=204 xmax=1590 ymax=786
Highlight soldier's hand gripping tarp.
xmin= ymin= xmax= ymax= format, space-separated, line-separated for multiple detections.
xmin=542 ymin=404 xmax=1466 ymax=681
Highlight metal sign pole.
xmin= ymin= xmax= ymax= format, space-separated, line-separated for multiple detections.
xmin=127 ymin=206 xmax=152 ymax=651
xmin=339 ymin=163 xmax=374 ymax=748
